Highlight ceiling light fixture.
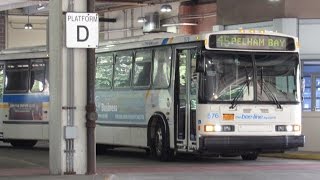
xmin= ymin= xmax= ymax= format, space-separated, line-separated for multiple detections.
xmin=162 ymin=23 xmax=198 ymax=27
xmin=24 ymin=9 xmax=32 ymax=30
xmin=160 ymin=4 xmax=172 ymax=13
xmin=137 ymin=17 xmax=147 ymax=23
xmin=137 ymin=6 xmax=146 ymax=23
xmin=37 ymin=4 xmax=45 ymax=11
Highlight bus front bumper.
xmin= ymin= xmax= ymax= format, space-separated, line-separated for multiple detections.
xmin=198 ymin=135 xmax=305 ymax=153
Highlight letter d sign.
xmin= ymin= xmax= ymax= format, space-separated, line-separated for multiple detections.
xmin=66 ymin=12 xmax=99 ymax=48
xmin=77 ymin=26 xmax=89 ymax=42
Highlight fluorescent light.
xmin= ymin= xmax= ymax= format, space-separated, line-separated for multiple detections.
xmin=160 ymin=4 xmax=172 ymax=13
xmin=37 ymin=5 xmax=45 ymax=11
xmin=162 ymin=23 xmax=197 ymax=27
xmin=137 ymin=17 xmax=146 ymax=23
xmin=24 ymin=23 xmax=33 ymax=30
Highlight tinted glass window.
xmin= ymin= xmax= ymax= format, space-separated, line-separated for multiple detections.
xmin=153 ymin=47 xmax=171 ymax=88
xmin=30 ymin=61 xmax=47 ymax=92
xmin=96 ymin=53 xmax=113 ymax=89
xmin=5 ymin=62 xmax=29 ymax=92
xmin=114 ymin=51 xmax=133 ymax=88
xmin=133 ymin=50 xmax=152 ymax=87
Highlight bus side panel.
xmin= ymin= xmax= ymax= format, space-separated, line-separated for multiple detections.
xmin=130 ymin=127 xmax=147 ymax=147
xmin=96 ymin=125 xmax=114 ymax=144
xmin=145 ymin=89 xmax=174 ymax=148
xmin=3 ymin=123 xmax=48 ymax=140
xmin=0 ymin=103 xmax=8 ymax=139
xmin=96 ymin=90 xmax=148 ymax=147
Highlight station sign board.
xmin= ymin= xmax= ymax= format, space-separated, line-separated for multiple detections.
xmin=66 ymin=12 xmax=99 ymax=48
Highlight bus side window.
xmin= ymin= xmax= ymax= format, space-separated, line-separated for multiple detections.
xmin=30 ymin=61 xmax=48 ymax=93
xmin=153 ymin=47 xmax=172 ymax=88
xmin=114 ymin=51 xmax=133 ymax=88
xmin=133 ymin=49 xmax=152 ymax=87
xmin=96 ymin=53 xmax=113 ymax=89
xmin=5 ymin=62 xmax=29 ymax=92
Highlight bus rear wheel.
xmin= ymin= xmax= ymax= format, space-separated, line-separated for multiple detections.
xmin=10 ymin=140 xmax=37 ymax=148
xmin=151 ymin=121 xmax=174 ymax=161
xmin=241 ymin=152 xmax=258 ymax=161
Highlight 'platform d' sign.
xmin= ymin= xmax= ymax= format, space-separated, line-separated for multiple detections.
xmin=66 ymin=12 xmax=99 ymax=48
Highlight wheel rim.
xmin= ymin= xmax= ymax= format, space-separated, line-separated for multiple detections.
xmin=155 ymin=127 xmax=163 ymax=156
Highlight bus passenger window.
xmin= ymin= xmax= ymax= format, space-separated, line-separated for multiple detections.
xmin=153 ymin=47 xmax=172 ymax=88
xmin=5 ymin=63 xmax=29 ymax=92
xmin=96 ymin=53 xmax=113 ymax=89
xmin=30 ymin=61 xmax=47 ymax=92
xmin=114 ymin=51 xmax=133 ymax=88
xmin=133 ymin=50 xmax=152 ymax=87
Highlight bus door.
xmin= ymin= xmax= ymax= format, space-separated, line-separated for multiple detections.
xmin=176 ymin=48 xmax=198 ymax=151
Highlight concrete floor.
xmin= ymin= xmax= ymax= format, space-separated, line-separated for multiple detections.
xmin=0 ymin=141 xmax=320 ymax=180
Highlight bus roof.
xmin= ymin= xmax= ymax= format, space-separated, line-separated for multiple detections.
xmin=97 ymin=30 xmax=299 ymax=53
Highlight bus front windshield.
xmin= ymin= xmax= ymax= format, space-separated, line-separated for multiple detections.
xmin=199 ymin=52 xmax=299 ymax=104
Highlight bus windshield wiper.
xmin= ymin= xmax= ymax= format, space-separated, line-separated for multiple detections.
xmin=230 ymin=67 xmax=250 ymax=109
xmin=261 ymin=83 xmax=282 ymax=109
xmin=260 ymin=67 xmax=282 ymax=109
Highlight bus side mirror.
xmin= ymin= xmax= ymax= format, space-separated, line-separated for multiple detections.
xmin=196 ymin=54 xmax=205 ymax=73
xmin=301 ymin=77 xmax=305 ymax=102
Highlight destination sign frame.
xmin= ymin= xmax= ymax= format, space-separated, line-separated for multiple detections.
xmin=208 ymin=34 xmax=295 ymax=51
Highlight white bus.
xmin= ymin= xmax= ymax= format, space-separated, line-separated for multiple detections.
xmin=95 ymin=30 xmax=304 ymax=161
xmin=0 ymin=46 xmax=49 ymax=147
xmin=0 ymin=30 xmax=304 ymax=161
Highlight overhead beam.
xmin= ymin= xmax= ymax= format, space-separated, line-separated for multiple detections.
xmin=0 ymin=1 xmax=40 ymax=11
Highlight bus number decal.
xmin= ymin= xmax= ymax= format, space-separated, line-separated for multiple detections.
xmin=208 ymin=112 xmax=220 ymax=120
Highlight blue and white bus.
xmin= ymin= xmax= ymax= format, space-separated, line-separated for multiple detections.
xmin=95 ymin=30 xmax=304 ymax=160
xmin=0 ymin=46 xmax=49 ymax=147
xmin=0 ymin=30 xmax=304 ymax=161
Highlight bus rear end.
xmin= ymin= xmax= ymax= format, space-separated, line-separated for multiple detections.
xmin=0 ymin=56 xmax=49 ymax=148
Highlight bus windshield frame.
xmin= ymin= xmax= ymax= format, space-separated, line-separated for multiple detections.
xmin=198 ymin=51 xmax=299 ymax=105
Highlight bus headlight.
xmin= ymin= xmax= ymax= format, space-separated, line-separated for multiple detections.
xmin=204 ymin=125 xmax=235 ymax=132
xmin=293 ymin=125 xmax=300 ymax=131
xmin=286 ymin=125 xmax=293 ymax=132
xmin=276 ymin=125 xmax=300 ymax=132
xmin=205 ymin=125 xmax=214 ymax=132
xmin=204 ymin=125 xmax=222 ymax=132
xmin=214 ymin=125 xmax=222 ymax=132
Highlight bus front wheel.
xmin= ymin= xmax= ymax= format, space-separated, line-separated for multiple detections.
xmin=10 ymin=140 xmax=37 ymax=148
xmin=241 ymin=152 xmax=258 ymax=161
xmin=151 ymin=121 xmax=174 ymax=161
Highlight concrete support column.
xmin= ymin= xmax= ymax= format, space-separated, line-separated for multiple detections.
xmin=49 ymin=0 xmax=87 ymax=175
xmin=273 ymin=18 xmax=299 ymax=37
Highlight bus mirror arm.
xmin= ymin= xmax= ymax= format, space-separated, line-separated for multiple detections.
xmin=196 ymin=53 xmax=205 ymax=73
xmin=301 ymin=77 xmax=305 ymax=102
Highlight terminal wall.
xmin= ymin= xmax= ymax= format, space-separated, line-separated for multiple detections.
xmin=6 ymin=15 xmax=47 ymax=48
xmin=217 ymin=0 xmax=285 ymax=25
xmin=285 ymin=0 xmax=320 ymax=18
xmin=217 ymin=0 xmax=320 ymax=26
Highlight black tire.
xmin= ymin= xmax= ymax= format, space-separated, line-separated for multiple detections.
xmin=241 ymin=152 xmax=258 ymax=161
xmin=151 ymin=121 xmax=174 ymax=161
xmin=10 ymin=140 xmax=37 ymax=148
xmin=96 ymin=144 xmax=106 ymax=155
xmin=96 ymin=144 xmax=113 ymax=155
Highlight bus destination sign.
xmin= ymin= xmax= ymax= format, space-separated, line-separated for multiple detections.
xmin=209 ymin=34 xmax=295 ymax=51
